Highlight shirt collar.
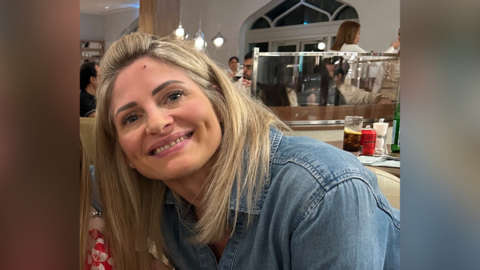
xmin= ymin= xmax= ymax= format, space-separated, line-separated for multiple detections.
xmin=165 ymin=126 xmax=283 ymax=215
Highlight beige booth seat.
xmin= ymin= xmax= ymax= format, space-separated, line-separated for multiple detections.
xmin=366 ymin=166 xmax=400 ymax=209
xmin=80 ymin=117 xmax=96 ymax=165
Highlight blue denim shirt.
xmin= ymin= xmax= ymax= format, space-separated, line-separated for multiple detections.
xmin=162 ymin=127 xmax=400 ymax=269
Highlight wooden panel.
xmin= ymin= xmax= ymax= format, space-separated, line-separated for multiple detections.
xmin=139 ymin=0 xmax=180 ymax=37
xmin=154 ymin=0 xmax=180 ymax=37
xmin=139 ymin=0 xmax=155 ymax=34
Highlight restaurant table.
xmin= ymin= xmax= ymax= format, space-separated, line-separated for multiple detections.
xmin=325 ymin=141 xmax=400 ymax=178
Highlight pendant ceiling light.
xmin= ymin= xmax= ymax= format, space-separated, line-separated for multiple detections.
xmin=174 ymin=22 xmax=185 ymax=39
xmin=211 ymin=0 xmax=225 ymax=48
xmin=211 ymin=32 xmax=226 ymax=47
xmin=194 ymin=26 xmax=205 ymax=50
xmin=173 ymin=4 xmax=186 ymax=39
xmin=194 ymin=10 xmax=206 ymax=50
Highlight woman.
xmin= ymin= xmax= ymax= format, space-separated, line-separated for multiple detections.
xmin=330 ymin=21 xmax=400 ymax=53
xmin=94 ymin=32 xmax=400 ymax=270
xmin=226 ymin=56 xmax=239 ymax=79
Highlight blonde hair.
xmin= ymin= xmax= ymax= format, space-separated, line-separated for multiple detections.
xmin=330 ymin=21 xmax=360 ymax=51
xmin=79 ymin=135 xmax=92 ymax=270
xmin=94 ymin=32 xmax=289 ymax=270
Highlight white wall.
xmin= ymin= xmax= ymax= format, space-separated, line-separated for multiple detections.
xmin=80 ymin=0 xmax=399 ymax=65
xmin=344 ymin=0 xmax=400 ymax=52
xmin=181 ymin=0 xmax=271 ymax=69
xmin=80 ymin=13 xmax=103 ymax=40
xmin=180 ymin=0 xmax=399 ymax=67
xmin=103 ymin=8 xmax=139 ymax=50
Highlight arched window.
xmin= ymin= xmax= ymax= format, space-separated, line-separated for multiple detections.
xmin=275 ymin=5 xmax=329 ymax=27
xmin=251 ymin=0 xmax=358 ymax=30
xmin=245 ymin=0 xmax=359 ymax=54
xmin=252 ymin=17 xmax=271 ymax=29
xmin=266 ymin=0 xmax=300 ymax=21
xmin=334 ymin=6 xmax=359 ymax=21
xmin=304 ymin=0 xmax=343 ymax=14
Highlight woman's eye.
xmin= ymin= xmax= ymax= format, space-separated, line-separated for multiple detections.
xmin=166 ymin=90 xmax=183 ymax=102
xmin=122 ymin=114 xmax=139 ymax=125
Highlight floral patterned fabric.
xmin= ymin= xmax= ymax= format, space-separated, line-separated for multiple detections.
xmin=85 ymin=229 xmax=114 ymax=270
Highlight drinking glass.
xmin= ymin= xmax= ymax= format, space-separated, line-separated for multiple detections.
xmin=343 ymin=116 xmax=363 ymax=155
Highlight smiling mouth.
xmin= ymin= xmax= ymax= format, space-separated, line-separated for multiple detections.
xmin=149 ymin=132 xmax=193 ymax=155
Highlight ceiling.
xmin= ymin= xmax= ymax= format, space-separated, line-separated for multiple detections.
xmin=80 ymin=0 xmax=139 ymax=14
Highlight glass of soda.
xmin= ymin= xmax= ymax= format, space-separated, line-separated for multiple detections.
xmin=343 ymin=116 xmax=363 ymax=155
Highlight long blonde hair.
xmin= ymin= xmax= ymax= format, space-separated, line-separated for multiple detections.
xmin=79 ymin=135 xmax=92 ymax=270
xmin=95 ymin=32 xmax=289 ymax=270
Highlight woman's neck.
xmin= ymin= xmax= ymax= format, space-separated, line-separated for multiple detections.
xmin=162 ymin=163 xmax=213 ymax=216
xmin=85 ymin=85 xmax=96 ymax=96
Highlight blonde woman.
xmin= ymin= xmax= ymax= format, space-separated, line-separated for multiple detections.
xmin=93 ymin=32 xmax=400 ymax=270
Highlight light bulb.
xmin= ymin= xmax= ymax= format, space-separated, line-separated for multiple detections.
xmin=194 ymin=37 xmax=205 ymax=49
xmin=174 ymin=22 xmax=185 ymax=39
xmin=317 ymin=42 xmax=326 ymax=50
xmin=211 ymin=32 xmax=226 ymax=48
xmin=175 ymin=27 xmax=185 ymax=38
xmin=213 ymin=37 xmax=224 ymax=47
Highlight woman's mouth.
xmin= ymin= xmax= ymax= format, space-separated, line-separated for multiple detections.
xmin=149 ymin=132 xmax=193 ymax=155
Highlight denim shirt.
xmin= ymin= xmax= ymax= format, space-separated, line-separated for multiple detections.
xmin=162 ymin=127 xmax=400 ymax=270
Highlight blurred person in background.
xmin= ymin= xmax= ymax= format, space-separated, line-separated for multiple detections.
xmin=241 ymin=52 xmax=253 ymax=88
xmin=232 ymin=52 xmax=253 ymax=95
xmin=226 ymin=56 xmax=240 ymax=79
xmin=80 ymin=62 xmax=100 ymax=117
xmin=258 ymin=57 xmax=298 ymax=107
xmin=325 ymin=57 xmax=392 ymax=105
xmin=330 ymin=21 xmax=400 ymax=53
xmin=372 ymin=28 xmax=401 ymax=101
xmin=92 ymin=32 xmax=400 ymax=270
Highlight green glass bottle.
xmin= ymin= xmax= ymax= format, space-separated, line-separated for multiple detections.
xmin=391 ymin=102 xmax=400 ymax=152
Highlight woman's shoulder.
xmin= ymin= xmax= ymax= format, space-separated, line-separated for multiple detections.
xmin=265 ymin=132 xmax=387 ymax=228
xmin=340 ymin=44 xmax=367 ymax=53
xmin=271 ymin=133 xmax=374 ymax=190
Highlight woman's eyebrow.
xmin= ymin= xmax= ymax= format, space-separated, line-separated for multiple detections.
xmin=151 ymin=80 xmax=184 ymax=96
xmin=115 ymin=101 xmax=137 ymax=117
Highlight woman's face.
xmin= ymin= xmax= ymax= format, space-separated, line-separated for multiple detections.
xmin=228 ymin=59 xmax=238 ymax=71
xmin=111 ymin=57 xmax=222 ymax=181
xmin=354 ymin=28 xmax=360 ymax=44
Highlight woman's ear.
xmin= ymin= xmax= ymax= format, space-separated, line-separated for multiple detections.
xmin=211 ymin=84 xmax=223 ymax=95
xmin=122 ymin=153 xmax=135 ymax=169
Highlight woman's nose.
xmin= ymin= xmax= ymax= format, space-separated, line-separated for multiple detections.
xmin=145 ymin=109 xmax=173 ymax=135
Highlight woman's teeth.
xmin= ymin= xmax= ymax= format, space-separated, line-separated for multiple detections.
xmin=152 ymin=133 xmax=192 ymax=155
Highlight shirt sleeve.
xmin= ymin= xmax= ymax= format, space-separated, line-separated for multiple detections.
xmin=339 ymin=84 xmax=379 ymax=105
xmin=384 ymin=46 xmax=397 ymax=53
xmin=290 ymin=178 xmax=400 ymax=269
